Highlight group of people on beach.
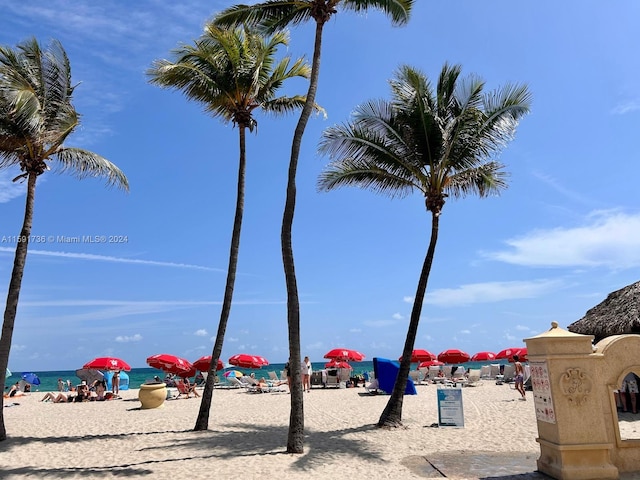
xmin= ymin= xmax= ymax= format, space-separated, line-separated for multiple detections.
xmin=41 ymin=377 xmax=120 ymax=403
xmin=282 ymin=356 xmax=312 ymax=393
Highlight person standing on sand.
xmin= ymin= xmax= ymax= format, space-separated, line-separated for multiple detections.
xmin=112 ymin=371 xmax=120 ymax=395
xmin=302 ymin=356 xmax=312 ymax=393
xmin=513 ymin=355 xmax=526 ymax=400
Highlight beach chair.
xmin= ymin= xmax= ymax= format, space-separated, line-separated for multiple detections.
xmin=489 ymin=364 xmax=501 ymax=379
xmin=409 ymin=370 xmax=422 ymax=385
xmin=465 ymin=369 xmax=483 ymax=387
xmin=428 ymin=366 xmax=443 ymax=384
xmin=174 ymin=380 xmax=199 ymax=398
xmin=502 ymin=364 xmax=516 ymax=383
xmin=268 ymin=371 xmax=280 ymax=382
xmin=480 ymin=365 xmax=491 ymax=379
xmin=442 ymin=365 xmax=453 ymax=379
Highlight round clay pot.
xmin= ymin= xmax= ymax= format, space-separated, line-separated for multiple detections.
xmin=138 ymin=382 xmax=167 ymax=409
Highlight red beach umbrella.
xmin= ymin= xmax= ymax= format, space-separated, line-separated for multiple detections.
xmin=437 ymin=349 xmax=471 ymax=364
xmin=471 ymin=351 xmax=497 ymax=362
xmin=192 ymin=356 xmax=224 ymax=372
xmin=507 ymin=347 xmax=528 ymax=363
xmin=418 ymin=360 xmax=444 ymax=369
xmin=398 ymin=349 xmax=436 ymax=363
xmin=323 ymin=348 xmax=365 ymax=362
xmin=496 ymin=347 xmax=527 ymax=362
xmin=228 ymin=353 xmax=269 ymax=369
xmin=83 ymin=356 xmax=131 ymax=372
xmin=324 ymin=360 xmax=352 ymax=369
xmin=147 ymin=353 xmax=194 ymax=376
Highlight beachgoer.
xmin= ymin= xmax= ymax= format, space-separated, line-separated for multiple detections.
xmin=41 ymin=391 xmax=75 ymax=403
xmin=302 ymin=356 xmax=312 ymax=393
xmin=6 ymin=382 xmax=20 ymax=398
xmin=620 ymin=372 xmax=638 ymax=414
xmin=94 ymin=380 xmax=107 ymax=401
xmin=513 ymin=355 xmax=526 ymax=400
xmin=284 ymin=359 xmax=291 ymax=391
xmin=112 ymin=371 xmax=120 ymax=395
xmin=57 ymin=378 xmax=64 ymax=392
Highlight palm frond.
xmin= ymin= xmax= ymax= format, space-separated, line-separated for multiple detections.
xmin=343 ymin=0 xmax=414 ymax=26
xmin=52 ymin=148 xmax=129 ymax=190
xmin=213 ymin=2 xmax=314 ymax=33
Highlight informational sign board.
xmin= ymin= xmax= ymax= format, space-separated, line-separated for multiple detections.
xmin=530 ymin=361 xmax=556 ymax=424
xmin=437 ymin=387 xmax=464 ymax=427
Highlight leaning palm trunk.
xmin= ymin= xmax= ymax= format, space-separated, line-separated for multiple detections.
xmin=282 ymin=22 xmax=325 ymax=453
xmin=0 ymin=173 xmax=37 ymax=440
xmin=378 ymin=212 xmax=439 ymax=427
xmin=195 ymin=127 xmax=247 ymax=431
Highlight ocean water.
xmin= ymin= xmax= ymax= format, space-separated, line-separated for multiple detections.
xmin=7 ymin=359 xmax=504 ymax=392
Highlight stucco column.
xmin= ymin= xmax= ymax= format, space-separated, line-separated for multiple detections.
xmin=526 ymin=322 xmax=618 ymax=480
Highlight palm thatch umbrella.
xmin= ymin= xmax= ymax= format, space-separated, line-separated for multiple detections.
xmin=567 ymin=280 xmax=640 ymax=342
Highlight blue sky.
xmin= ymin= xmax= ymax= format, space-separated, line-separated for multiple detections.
xmin=2 ymin=1 xmax=640 ymax=372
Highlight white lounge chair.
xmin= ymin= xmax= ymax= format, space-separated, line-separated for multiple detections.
xmin=409 ymin=370 xmax=422 ymax=385
xmin=465 ymin=369 xmax=483 ymax=387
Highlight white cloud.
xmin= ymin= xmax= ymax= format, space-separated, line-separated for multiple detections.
xmin=460 ymin=329 xmax=471 ymax=335
xmin=349 ymin=328 xmax=362 ymax=333
xmin=611 ymin=100 xmax=640 ymax=115
xmin=484 ymin=210 xmax=640 ymax=269
xmin=392 ymin=313 xmax=404 ymax=320
xmin=194 ymin=329 xmax=208 ymax=337
xmin=403 ymin=296 xmax=414 ymax=303
xmin=115 ymin=334 xmax=142 ymax=342
xmin=0 ymin=170 xmax=27 ymax=203
xmin=425 ymin=279 xmax=563 ymax=307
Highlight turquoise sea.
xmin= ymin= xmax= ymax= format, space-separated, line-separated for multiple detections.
xmin=8 ymin=360 xmax=504 ymax=392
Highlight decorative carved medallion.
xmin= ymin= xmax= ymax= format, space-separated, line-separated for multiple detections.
xmin=560 ymin=368 xmax=592 ymax=406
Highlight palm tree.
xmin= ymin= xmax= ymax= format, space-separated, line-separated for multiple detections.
xmin=0 ymin=38 xmax=129 ymax=441
xmin=213 ymin=0 xmax=414 ymax=453
xmin=318 ymin=63 xmax=531 ymax=427
xmin=147 ymin=25 xmax=312 ymax=431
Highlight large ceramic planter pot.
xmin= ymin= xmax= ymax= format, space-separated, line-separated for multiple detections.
xmin=139 ymin=382 xmax=167 ymax=409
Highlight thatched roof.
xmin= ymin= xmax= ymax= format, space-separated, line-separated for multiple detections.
xmin=567 ymin=280 xmax=640 ymax=342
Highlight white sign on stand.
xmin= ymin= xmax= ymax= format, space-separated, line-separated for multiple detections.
xmin=437 ymin=387 xmax=464 ymax=427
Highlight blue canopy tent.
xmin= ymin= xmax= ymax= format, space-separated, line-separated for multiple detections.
xmin=373 ymin=357 xmax=417 ymax=395
xmin=103 ymin=371 xmax=130 ymax=391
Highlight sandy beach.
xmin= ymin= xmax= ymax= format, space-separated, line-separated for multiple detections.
xmin=0 ymin=381 xmax=547 ymax=479
xmin=0 ymin=381 xmax=538 ymax=479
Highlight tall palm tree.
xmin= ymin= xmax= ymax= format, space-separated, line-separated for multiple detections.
xmin=318 ymin=63 xmax=531 ymax=427
xmin=0 ymin=38 xmax=129 ymax=441
xmin=147 ymin=25 xmax=311 ymax=431
xmin=213 ymin=0 xmax=414 ymax=453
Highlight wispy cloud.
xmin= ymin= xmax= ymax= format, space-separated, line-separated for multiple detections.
xmin=611 ymin=100 xmax=640 ymax=115
xmin=531 ymin=171 xmax=594 ymax=206
xmin=484 ymin=210 xmax=640 ymax=269
xmin=0 ymin=170 xmax=26 ymax=204
xmin=425 ymin=279 xmax=563 ymax=307
xmin=115 ymin=334 xmax=142 ymax=342
xmin=392 ymin=312 xmax=404 ymax=320
xmin=0 ymin=247 xmax=222 ymax=271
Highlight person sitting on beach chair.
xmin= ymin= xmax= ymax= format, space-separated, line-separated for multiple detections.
xmin=175 ymin=379 xmax=200 ymax=398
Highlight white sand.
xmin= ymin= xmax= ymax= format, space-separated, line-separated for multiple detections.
xmin=1 ymin=382 xmax=540 ymax=479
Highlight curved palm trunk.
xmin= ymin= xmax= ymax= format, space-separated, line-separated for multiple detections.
xmin=194 ymin=126 xmax=247 ymax=431
xmin=0 ymin=172 xmax=37 ymax=441
xmin=378 ymin=211 xmax=440 ymax=428
xmin=283 ymin=21 xmax=325 ymax=454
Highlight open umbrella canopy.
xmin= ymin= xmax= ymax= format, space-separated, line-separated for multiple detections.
xmin=324 ymin=360 xmax=352 ymax=369
xmin=228 ymin=353 xmax=269 ymax=369
xmin=437 ymin=349 xmax=471 ymax=364
xmin=21 ymin=372 xmax=40 ymax=385
xmin=223 ymin=370 xmax=243 ymax=378
xmin=323 ymin=348 xmax=365 ymax=362
xmin=398 ymin=349 xmax=436 ymax=363
xmin=147 ymin=354 xmax=194 ymax=376
xmin=418 ymin=360 xmax=444 ymax=369
xmin=192 ymin=356 xmax=224 ymax=372
xmin=5 ymin=368 xmax=10 ymax=378
xmin=471 ymin=351 xmax=496 ymax=362
xmin=495 ymin=347 xmax=527 ymax=362
xmin=568 ymin=280 xmax=640 ymax=342
xmin=75 ymin=368 xmax=104 ymax=385
xmin=83 ymin=356 xmax=131 ymax=372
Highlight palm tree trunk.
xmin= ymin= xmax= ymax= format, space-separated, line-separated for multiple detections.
xmin=194 ymin=126 xmax=247 ymax=431
xmin=0 ymin=172 xmax=37 ymax=441
xmin=378 ymin=211 xmax=440 ymax=428
xmin=283 ymin=21 xmax=325 ymax=454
